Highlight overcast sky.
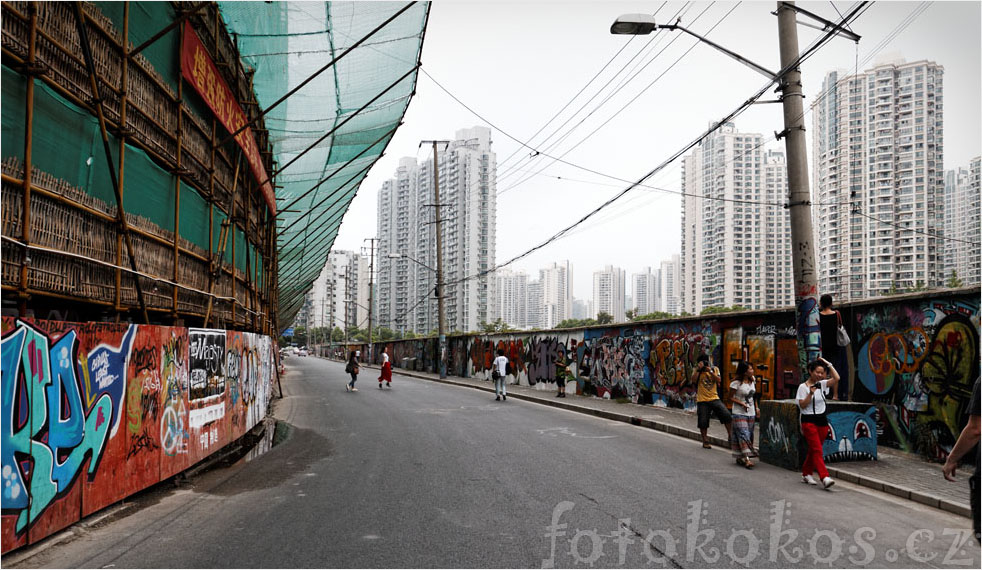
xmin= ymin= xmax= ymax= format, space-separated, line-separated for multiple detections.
xmin=333 ymin=0 xmax=982 ymax=300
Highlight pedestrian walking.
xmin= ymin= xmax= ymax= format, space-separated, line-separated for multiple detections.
xmin=729 ymin=361 xmax=758 ymax=468
xmin=943 ymin=378 xmax=980 ymax=542
xmin=345 ymin=350 xmax=360 ymax=392
xmin=797 ymin=357 xmax=840 ymax=488
xmin=555 ymin=348 xmax=569 ymax=398
xmin=694 ymin=355 xmax=732 ymax=449
xmin=378 ymin=351 xmax=392 ymax=389
xmin=492 ymin=348 xmax=508 ymax=401
xmin=818 ymin=294 xmax=848 ymax=400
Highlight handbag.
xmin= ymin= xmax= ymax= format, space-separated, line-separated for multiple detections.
xmin=492 ymin=367 xmax=501 ymax=380
xmin=835 ymin=310 xmax=850 ymax=347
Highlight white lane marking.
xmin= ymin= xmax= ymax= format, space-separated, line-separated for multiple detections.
xmin=536 ymin=427 xmax=617 ymax=439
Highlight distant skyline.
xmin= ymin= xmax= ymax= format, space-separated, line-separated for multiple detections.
xmin=333 ymin=1 xmax=982 ymax=299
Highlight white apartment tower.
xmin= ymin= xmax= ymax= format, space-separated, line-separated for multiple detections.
xmin=659 ymin=254 xmax=681 ymax=315
xmin=495 ymin=269 xmax=528 ymax=329
xmin=539 ymin=261 xmax=573 ymax=329
xmin=592 ymin=265 xmax=626 ymax=322
xmin=944 ymin=158 xmax=980 ymax=285
xmin=378 ymin=127 xmax=496 ymax=334
xmin=680 ymin=122 xmax=793 ymax=313
xmin=813 ymin=59 xmax=945 ymax=299
xmin=632 ymin=267 xmax=660 ymax=316
xmin=377 ymin=158 xmax=420 ymax=333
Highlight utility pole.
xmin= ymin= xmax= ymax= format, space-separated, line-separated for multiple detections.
xmin=422 ymin=140 xmax=450 ymax=378
xmin=777 ymin=1 xmax=820 ymax=369
xmin=364 ymin=238 xmax=377 ymax=363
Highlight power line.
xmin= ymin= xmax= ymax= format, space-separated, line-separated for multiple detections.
xmin=853 ymin=209 xmax=980 ymax=246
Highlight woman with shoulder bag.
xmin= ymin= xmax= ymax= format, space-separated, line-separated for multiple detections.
xmin=345 ymin=350 xmax=360 ymax=392
xmin=797 ymin=357 xmax=840 ymax=488
xmin=818 ymin=294 xmax=848 ymax=400
xmin=729 ymin=361 xmax=759 ymax=468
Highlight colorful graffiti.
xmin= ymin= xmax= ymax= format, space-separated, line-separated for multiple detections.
xmin=649 ymin=323 xmax=716 ymax=409
xmin=1 ymin=318 xmax=274 ymax=554
xmin=580 ymin=328 xmax=648 ymax=400
xmin=823 ymin=407 xmax=877 ymax=462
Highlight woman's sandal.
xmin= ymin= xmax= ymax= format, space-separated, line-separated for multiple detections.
xmin=702 ymin=442 xmax=712 ymax=449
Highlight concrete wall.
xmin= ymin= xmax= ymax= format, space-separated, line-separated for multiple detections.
xmin=1 ymin=318 xmax=275 ymax=553
xmin=365 ymin=289 xmax=979 ymax=462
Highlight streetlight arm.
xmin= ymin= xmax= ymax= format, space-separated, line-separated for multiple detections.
xmin=662 ymin=24 xmax=779 ymax=81
xmin=389 ymin=253 xmax=437 ymax=274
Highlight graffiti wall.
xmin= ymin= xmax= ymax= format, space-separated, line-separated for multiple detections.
xmin=368 ymin=290 xmax=977 ymax=462
xmin=850 ymin=296 xmax=980 ymax=461
xmin=1 ymin=318 xmax=273 ymax=554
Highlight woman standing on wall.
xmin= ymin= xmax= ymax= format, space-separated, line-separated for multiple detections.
xmin=818 ymin=294 xmax=847 ymax=400
xmin=797 ymin=357 xmax=840 ymax=488
xmin=345 ymin=350 xmax=360 ymax=392
xmin=729 ymin=361 xmax=759 ymax=468
xmin=378 ymin=351 xmax=392 ymax=389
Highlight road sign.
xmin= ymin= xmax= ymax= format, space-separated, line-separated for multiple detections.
xmin=283 ymin=328 xmax=294 ymax=337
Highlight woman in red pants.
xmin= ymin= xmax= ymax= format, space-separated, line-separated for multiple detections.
xmin=378 ymin=351 xmax=392 ymax=389
xmin=797 ymin=357 xmax=839 ymax=489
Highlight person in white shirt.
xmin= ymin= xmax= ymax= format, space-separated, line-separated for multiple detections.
xmin=492 ymin=349 xmax=509 ymax=401
xmin=797 ymin=357 xmax=840 ymax=488
xmin=729 ymin=361 xmax=759 ymax=468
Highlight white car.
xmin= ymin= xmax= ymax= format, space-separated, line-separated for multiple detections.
xmin=298 ymin=348 xmax=309 ymax=357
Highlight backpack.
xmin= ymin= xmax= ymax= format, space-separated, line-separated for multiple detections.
xmin=345 ymin=362 xmax=353 ymax=374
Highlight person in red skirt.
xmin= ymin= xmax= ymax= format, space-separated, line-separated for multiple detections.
xmin=378 ymin=351 xmax=392 ymax=389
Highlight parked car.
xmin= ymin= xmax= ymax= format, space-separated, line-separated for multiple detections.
xmin=298 ymin=348 xmax=309 ymax=357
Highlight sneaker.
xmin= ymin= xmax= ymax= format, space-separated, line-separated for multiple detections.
xmin=802 ymin=474 xmax=817 ymax=485
xmin=387 ymin=382 xmax=391 ymax=388
xmin=495 ymin=395 xmax=500 ymax=401
xmin=555 ymin=393 xmax=562 ymax=398
xmin=822 ymin=477 xmax=835 ymax=489
xmin=345 ymin=385 xmax=350 ymax=392
xmin=379 ymin=383 xmax=383 ymax=389
xmin=502 ymin=395 xmax=507 ymax=401
xmin=351 ymin=387 xmax=358 ymax=392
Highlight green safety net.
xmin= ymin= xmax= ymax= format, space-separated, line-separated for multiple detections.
xmin=219 ymin=2 xmax=429 ymax=330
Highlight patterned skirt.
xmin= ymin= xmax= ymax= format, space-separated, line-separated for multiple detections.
xmin=731 ymin=414 xmax=755 ymax=457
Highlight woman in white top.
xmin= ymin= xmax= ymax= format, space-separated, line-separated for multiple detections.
xmin=797 ymin=357 xmax=840 ymax=488
xmin=729 ymin=361 xmax=758 ymax=468
xmin=492 ymin=349 xmax=509 ymax=401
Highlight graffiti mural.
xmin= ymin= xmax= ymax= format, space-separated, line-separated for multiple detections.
xmin=823 ymin=407 xmax=877 ymax=462
xmin=1 ymin=319 xmax=273 ymax=554
xmin=1 ymin=320 xmax=134 ymax=539
xmin=580 ymin=328 xmax=648 ymax=400
xmin=649 ymin=322 xmax=717 ymax=409
xmin=852 ymin=298 xmax=980 ymax=461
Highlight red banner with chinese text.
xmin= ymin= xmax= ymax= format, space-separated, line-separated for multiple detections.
xmin=182 ymin=22 xmax=276 ymax=214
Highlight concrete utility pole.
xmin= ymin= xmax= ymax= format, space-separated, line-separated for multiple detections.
xmin=421 ymin=140 xmax=450 ymax=378
xmin=777 ymin=1 xmax=820 ymax=369
xmin=365 ymin=238 xmax=377 ymax=363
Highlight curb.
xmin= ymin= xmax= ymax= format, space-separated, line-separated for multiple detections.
xmin=367 ymin=362 xmax=969 ymax=519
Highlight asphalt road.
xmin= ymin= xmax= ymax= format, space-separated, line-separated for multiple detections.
xmin=9 ymin=357 xmax=980 ymax=568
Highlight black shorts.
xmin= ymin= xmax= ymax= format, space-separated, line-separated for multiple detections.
xmin=697 ymin=400 xmax=732 ymax=429
xmin=556 ymin=375 xmax=566 ymax=387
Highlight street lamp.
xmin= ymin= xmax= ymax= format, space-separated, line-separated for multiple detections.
xmin=610 ymin=3 xmax=854 ymax=369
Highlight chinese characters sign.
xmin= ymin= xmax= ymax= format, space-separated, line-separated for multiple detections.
xmin=182 ymin=23 xmax=275 ymax=213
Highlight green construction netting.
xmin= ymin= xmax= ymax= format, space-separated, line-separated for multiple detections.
xmin=219 ymin=1 xmax=429 ymax=330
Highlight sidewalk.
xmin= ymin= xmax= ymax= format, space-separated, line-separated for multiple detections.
xmin=352 ymin=359 xmax=971 ymax=519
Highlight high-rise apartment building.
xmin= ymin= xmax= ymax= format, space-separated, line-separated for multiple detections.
xmin=298 ymin=250 xmax=370 ymax=335
xmin=377 ymin=127 xmax=496 ymax=333
xmin=539 ymin=261 xmax=573 ymax=329
xmin=495 ymin=269 xmax=528 ymax=329
xmin=944 ymin=158 xmax=981 ymax=285
xmin=632 ymin=267 xmax=660 ymax=316
xmin=527 ymin=280 xmax=543 ymax=330
xmin=813 ymin=59 xmax=945 ymax=299
xmin=592 ymin=265 xmax=626 ymax=322
xmin=680 ymin=122 xmax=793 ymax=314
xmin=659 ymin=254 xmax=681 ymax=315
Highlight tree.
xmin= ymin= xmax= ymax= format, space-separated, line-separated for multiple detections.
xmin=556 ymin=318 xmax=597 ymax=329
xmin=331 ymin=327 xmax=345 ymax=342
xmin=596 ymin=312 xmax=614 ymax=325
xmin=479 ymin=318 xmax=515 ymax=334
xmin=632 ymin=311 xmax=673 ymax=322
xmin=700 ymin=305 xmax=748 ymax=315
xmin=403 ymin=330 xmax=418 ymax=339
xmin=625 ymin=308 xmax=637 ymax=321
xmin=946 ymin=270 xmax=964 ymax=288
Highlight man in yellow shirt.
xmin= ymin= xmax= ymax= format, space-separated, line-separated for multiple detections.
xmin=694 ymin=355 xmax=732 ymax=449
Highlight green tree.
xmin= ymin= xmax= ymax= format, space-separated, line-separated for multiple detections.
xmin=596 ymin=312 xmax=614 ymax=325
xmin=331 ymin=327 xmax=345 ymax=342
xmin=625 ymin=308 xmax=637 ymax=321
xmin=479 ymin=318 xmax=515 ymax=333
xmin=946 ymin=270 xmax=964 ymax=288
xmin=556 ymin=318 xmax=598 ymax=329
xmin=700 ymin=305 xmax=748 ymax=315
xmin=632 ymin=311 xmax=673 ymax=321
xmin=403 ymin=330 xmax=418 ymax=339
